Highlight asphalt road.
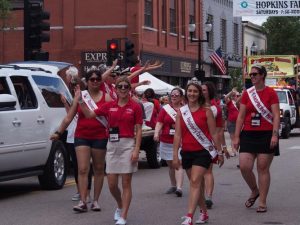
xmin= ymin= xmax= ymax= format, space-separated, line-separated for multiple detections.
xmin=0 ymin=131 xmax=300 ymax=225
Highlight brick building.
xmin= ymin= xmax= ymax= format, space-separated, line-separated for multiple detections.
xmin=0 ymin=0 xmax=215 ymax=86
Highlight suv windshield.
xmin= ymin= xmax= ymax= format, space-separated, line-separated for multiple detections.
xmin=32 ymin=75 xmax=72 ymax=107
xmin=276 ymin=90 xmax=287 ymax=104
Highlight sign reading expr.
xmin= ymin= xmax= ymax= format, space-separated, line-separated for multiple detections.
xmin=233 ymin=0 xmax=300 ymax=17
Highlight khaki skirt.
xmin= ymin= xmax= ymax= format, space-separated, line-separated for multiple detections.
xmin=106 ymin=138 xmax=138 ymax=174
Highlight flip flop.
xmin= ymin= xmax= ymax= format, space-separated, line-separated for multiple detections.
xmin=245 ymin=193 xmax=259 ymax=208
xmin=256 ymin=206 xmax=267 ymax=213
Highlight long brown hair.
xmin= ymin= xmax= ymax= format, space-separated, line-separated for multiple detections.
xmin=185 ymin=82 xmax=205 ymax=106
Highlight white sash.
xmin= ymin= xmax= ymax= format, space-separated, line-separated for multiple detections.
xmin=163 ymin=104 xmax=177 ymax=122
xmin=180 ymin=105 xmax=217 ymax=159
xmin=81 ymin=90 xmax=108 ymax=128
xmin=104 ymin=82 xmax=117 ymax=100
xmin=232 ymin=100 xmax=238 ymax=111
xmin=247 ymin=86 xmax=273 ymax=124
xmin=143 ymin=101 xmax=154 ymax=122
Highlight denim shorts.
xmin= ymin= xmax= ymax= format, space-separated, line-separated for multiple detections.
xmin=74 ymin=138 xmax=108 ymax=150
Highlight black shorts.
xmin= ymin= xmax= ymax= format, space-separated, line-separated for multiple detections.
xmin=74 ymin=138 xmax=108 ymax=150
xmin=240 ymin=130 xmax=279 ymax=156
xmin=180 ymin=150 xmax=212 ymax=170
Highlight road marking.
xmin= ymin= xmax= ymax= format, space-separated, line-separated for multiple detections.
xmin=288 ymin=146 xmax=300 ymax=150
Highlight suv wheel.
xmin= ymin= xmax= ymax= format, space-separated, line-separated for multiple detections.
xmin=281 ymin=117 xmax=291 ymax=139
xmin=38 ymin=140 xmax=68 ymax=189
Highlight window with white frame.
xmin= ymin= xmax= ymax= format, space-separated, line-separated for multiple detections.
xmin=220 ymin=19 xmax=227 ymax=51
xmin=233 ymin=23 xmax=239 ymax=55
xmin=170 ymin=0 xmax=177 ymax=33
xmin=207 ymin=14 xmax=214 ymax=49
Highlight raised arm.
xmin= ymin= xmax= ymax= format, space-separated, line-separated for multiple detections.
xmin=101 ymin=59 xmax=118 ymax=82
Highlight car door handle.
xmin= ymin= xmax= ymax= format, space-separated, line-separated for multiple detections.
xmin=12 ymin=119 xmax=22 ymax=126
xmin=37 ymin=117 xmax=45 ymax=124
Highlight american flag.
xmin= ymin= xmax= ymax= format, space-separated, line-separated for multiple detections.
xmin=209 ymin=47 xmax=227 ymax=75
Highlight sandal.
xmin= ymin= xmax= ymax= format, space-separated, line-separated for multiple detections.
xmin=256 ymin=206 xmax=267 ymax=213
xmin=245 ymin=193 xmax=259 ymax=208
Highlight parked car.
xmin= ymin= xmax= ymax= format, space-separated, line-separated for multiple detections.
xmin=0 ymin=63 xmax=72 ymax=189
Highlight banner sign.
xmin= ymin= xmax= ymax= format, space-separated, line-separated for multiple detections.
xmin=233 ymin=0 xmax=300 ymax=17
xmin=246 ymin=55 xmax=297 ymax=78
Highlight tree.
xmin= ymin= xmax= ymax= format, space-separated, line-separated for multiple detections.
xmin=262 ymin=17 xmax=300 ymax=55
xmin=228 ymin=67 xmax=243 ymax=92
xmin=0 ymin=0 xmax=11 ymax=28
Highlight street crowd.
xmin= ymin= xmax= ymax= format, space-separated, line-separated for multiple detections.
xmin=50 ymin=59 xmax=280 ymax=225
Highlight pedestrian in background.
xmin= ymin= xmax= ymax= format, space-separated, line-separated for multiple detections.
xmin=173 ymin=79 xmax=224 ymax=225
xmin=154 ymin=87 xmax=184 ymax=197
xmin=201 ymin=81 xmax=229 ymax=209
xmin=51 ymin=69 xmax=111 ymax=212
xmin=78 ymin=76 xmax=143 ymax=225
xmin=233 ymin=65 xmax=280 ymax=213
xmin=224 ymin=88 xmax=241 ymax=157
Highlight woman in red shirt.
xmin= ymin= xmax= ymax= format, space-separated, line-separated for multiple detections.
xmin=51 ymin=69 xmax=111 ymax=212
xmin=233 ymin=65 xmax=280 ymax=213
xmin=173 ymin=80 xmax=224 ymax=225
xmin=79 ymin=76 xmax=143 ymax=225
xmin=154 ymin=87 xmax=184 ymax=197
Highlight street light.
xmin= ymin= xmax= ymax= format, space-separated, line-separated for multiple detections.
xmin=250 ymin=41 xmax=258 ymax=55
xmin=189 ymin=19 xmax=213 ymax=81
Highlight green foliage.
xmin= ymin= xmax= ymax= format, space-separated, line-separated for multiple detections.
xmin=0 ymin=0 xmax=11 ymax=28
xmin=228 ymin=67 xmax=243 ymax=92
xmin=262 ymin=17 xmax=300 ymax=55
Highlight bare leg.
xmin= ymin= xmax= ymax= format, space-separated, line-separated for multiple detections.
xmin=91 ymin=148 xmax=106 ymax=202
xmin=107 ymin=174 xmax=122 ymax=209
xmin=239 ymin=152 xmax=259 ymax=199
xmin=120 ymin=173 xmax=133 ymax=220
xmin=256 ymin=154 xmax=273 ymax=207
xmin=166 ymin=160 xmax=176 ymax=187
xmin=75 ymin=146 xmax=91 ymax=203
xmin=175 ymin=165 xmax=184 ymax=190
xmin=204 ymin=164 xmax=214 ymax=199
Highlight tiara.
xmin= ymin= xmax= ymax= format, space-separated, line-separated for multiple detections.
xmin=187 ymin=77 xmax=202 ymax=86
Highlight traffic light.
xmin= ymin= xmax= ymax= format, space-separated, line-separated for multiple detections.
xmin=106 ymin=39 xmax=119 ymax=66
xmin=125 ymin=40 xmax=136 ymax=67
xmin=24 ymin=0 xmax=50 ymax=61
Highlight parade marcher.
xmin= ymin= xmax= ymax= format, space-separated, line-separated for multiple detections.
xmin=224 ymin=88 xmax=241 ymax=157
xmin=142 ymin=88 xmax=159 ymax=129
xmin=173 ymin=79 xmax=224 ymax=225
xmin=233 ymin=65 xmax=280 ymax=213
xmin=78 ymin=76 xmax=143 ymax=225
xmin=154 ymin=87 xmax=184 ymax=197
xmin=201 ymin=81 xmax=229 ymax=209
xmin=51 ymin=69 xmax=111 ymax=212
xmin=61 ymin=66 xmax=93 ymax=202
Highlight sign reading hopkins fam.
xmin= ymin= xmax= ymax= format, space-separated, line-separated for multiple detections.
xmin=233 ymin=0 xmax=300 ymax=17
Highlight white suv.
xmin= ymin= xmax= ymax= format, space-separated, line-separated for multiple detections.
xmin=0 ymin=63 xmax=72 ymax=189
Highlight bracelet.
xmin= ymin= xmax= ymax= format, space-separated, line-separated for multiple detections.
xmin=78 ymin=98 xmax=84 ymax=104
xmin=55 ymin=131 xmax=62 ymax=137
xmin=272 ymin=130 xmax=279 ymax=137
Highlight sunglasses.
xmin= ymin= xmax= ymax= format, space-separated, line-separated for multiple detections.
xmin=89 ymin=77 xmax=101 ymax=82
xmin=249 ymin=72 xmax=259 ymax=77
xmin=171 ymin=94 xmax=180 ymax=97
xmin=116 ymin=84 xmax=130 ymax=90
xmin=110 ymin=74 xmax=117 ymax=78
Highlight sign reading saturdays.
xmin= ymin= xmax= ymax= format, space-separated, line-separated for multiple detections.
xmin=246 ymin=55 xmax=297 ymax=78
xmin=233 ymin=0 xmax=300 ymax=17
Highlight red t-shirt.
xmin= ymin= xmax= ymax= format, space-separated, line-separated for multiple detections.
xmin=157 ymin=105 xmax=177 ymax=143
xmin=94 ymin=98 xmax=143 ymax=138
xmin=75 ymin=93 xmax=107 ymax=139
xmin=99 ymin=82 xmax=117 ymax=100
xmin=241 ymin=86 xmax=279 ymax=131
xmin=227 ymin=100 xmax=239 ymax=122
xmin=211 ymin=100 xmax=223 ymax=128
xmin=180 ymin=107 xmax=212 ymax=151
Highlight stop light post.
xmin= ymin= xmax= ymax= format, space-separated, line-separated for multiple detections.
xmin=24 ymin=0 xmax=50 ymax=61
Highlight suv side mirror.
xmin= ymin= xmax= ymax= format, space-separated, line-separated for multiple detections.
xmin=0 ymin=94 xmax=17 ymax=110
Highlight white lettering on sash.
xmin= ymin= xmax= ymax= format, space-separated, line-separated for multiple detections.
xmin=81 ymin=90 xmax=108 ymax=128
xmin=247 ymin=87 xmax=273 ymax=124
xmin=180 ymin=105 xmax=217 ymax=159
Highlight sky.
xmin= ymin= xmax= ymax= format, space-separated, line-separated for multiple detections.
xmin=242 ymin=16 xmax=268 ymax=26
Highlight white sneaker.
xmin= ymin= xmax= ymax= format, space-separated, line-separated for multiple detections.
xmin=195 ymin=211 xmax=209 ymax=224
xmin=71 ymin=192 xmax=80 ymax=201
xmin=114 ymin=208 xmax=122 ymax=221
xmin=115 ymin=217 xmax=127 ymax=225
xmin=181 ymin=216 xmax=192 ymax=225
